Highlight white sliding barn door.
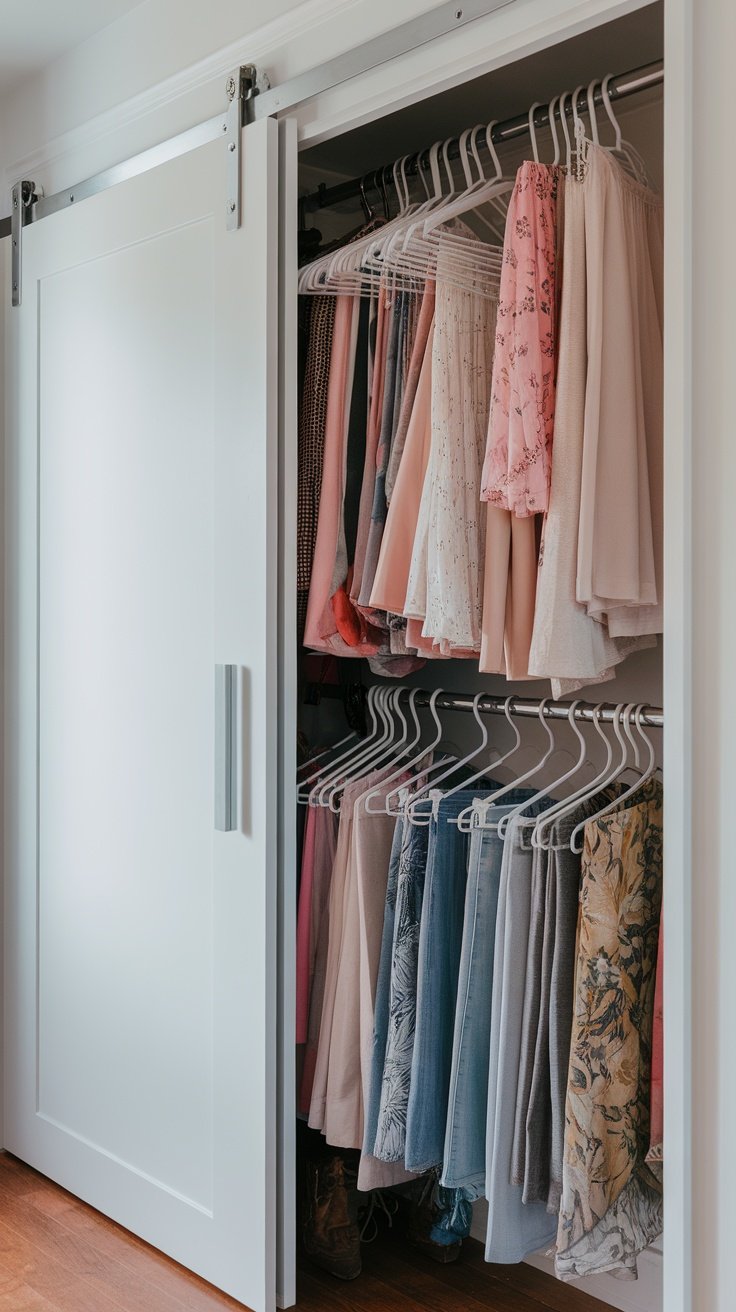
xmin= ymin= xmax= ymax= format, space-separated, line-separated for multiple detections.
xmin=4 ymin=117 xmax=281 ymax=1311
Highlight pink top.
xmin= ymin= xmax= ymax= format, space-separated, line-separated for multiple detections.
xmin=481 ymin=161 xmax=559 ymax=516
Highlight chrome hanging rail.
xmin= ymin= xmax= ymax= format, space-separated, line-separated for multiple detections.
xmin=299 ymin=58 xmax=663 ymax=214
xmin=308 ymin=682 xmax=664 ymax=729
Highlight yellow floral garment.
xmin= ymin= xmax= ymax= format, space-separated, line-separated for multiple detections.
xmin=555 ymin=778 xmax=663 ymax=1281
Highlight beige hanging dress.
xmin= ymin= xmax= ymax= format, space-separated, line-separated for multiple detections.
xmin=528 ymin=164 xmax=655 ymax=694
xmin=575 ymin=144 xmax=664 ymax=636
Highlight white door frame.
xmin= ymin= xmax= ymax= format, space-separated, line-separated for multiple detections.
xmin=278 ymin=3 xmax=694 ymax=1311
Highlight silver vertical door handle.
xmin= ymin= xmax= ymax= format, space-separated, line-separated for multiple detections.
xmin=215 ymin=664 xmax=236 ymax=831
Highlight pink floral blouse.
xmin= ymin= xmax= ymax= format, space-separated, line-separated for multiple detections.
xmin=480 ymin=161 xmax=560 ymax=516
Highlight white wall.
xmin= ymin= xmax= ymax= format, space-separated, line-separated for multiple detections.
xmin=0 ymin=0 xmax=436 ymax=196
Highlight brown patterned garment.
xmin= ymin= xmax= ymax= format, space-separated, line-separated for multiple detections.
xmin=555 ymin=777 xmax=663 ymax=1282
xmin=298 ymin=295 xmax=336 ymax=635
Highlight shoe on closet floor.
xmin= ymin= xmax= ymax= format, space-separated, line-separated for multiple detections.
xmin=406 ymin=1173 xmax=464 ymax=1264
xmin=302 ymin=1154 xmax=362 ymax=1280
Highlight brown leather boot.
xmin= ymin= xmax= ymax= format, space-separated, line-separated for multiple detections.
xmin=302 ymin=1154 xmax=362 ymax=1280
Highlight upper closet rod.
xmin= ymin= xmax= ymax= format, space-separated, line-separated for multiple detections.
xmin=312 ymin=683 xmax=664 ymax=729
xmin=300 ymin=58 xmax=663 ymax=213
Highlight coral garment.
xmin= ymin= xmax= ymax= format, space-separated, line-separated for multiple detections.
xmin=368 ymin=321 xmax=435 ymax=615
xmin=303 ymin=297 xmax=383 ymax=656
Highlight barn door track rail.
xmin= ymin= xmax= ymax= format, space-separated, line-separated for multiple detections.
xmin=0 ymin=1 xmax=518 ymax=305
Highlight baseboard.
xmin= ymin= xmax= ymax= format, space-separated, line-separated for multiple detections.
xmin=470 ymin=1200 xmax=662 ymax=1312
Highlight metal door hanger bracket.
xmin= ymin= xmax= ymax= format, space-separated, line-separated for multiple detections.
xmin=225 ymin=64 xmax=265 ymax=231
xmin=11 ymin=179 xmax=42 ymax=307
xmin=7 ymin=65 xmax=264 ymax=306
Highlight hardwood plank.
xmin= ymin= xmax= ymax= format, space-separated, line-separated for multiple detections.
xmin=299 ymin=1260 xmax=452 ymax=1312
xmin=0 ymin=1154 xmax=44 ymax=1197
xmin=0 ymin=1217 xmax=129 ymax=1312
xmin=0 ymin=1286 xmax=67 ymax=1312
xmin=0 ymin=1153 xmax=617 ymax=1312
xmin=363 ymin=1238 xmax=560 ymax=1312
xmin=22 ymin=1180 xmax=244 ymax=1311
xmin=0 ymin=1178 xmax=195 ymax=1312
xmin=476 ymin=1252 xmax=615 ymax=1312
xmin=0 ymin=1156 xmax=244 ymax=1311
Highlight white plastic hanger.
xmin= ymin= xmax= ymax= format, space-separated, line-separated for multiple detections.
xmin=310 ymin=686 xmax=388 ymax=807
xmin=599 ymin=72 xmax=651 ymax=185
xmin=419 ymin=117 xmax=511 ymax=252
xmin=324 ymin=686 xmax=413 ymax=811
xmin=297 ymin=723 xmax=365 ymax=805
xmin=493 ymin=699 xmax=590 ymax=843
xmin=403 ymin=691 xmax=497 ymax=827
xmin=400 ymin=129 xmax=504 ymax=268
xmin=420 ymin=120 xmax=506 ymax=233
xmin=548 ymin=94 xmax=561 ymax=166
xmin=315 ymin=686 xmax=396 ymax=809
xmin=558 ymin=89 xmax=573 ymax=170
xmin=298 ymin=153 xmax=421 ymax=296
xmin=381 ymin=689 xmax=446 ymax=817
xmin=451 ymin=697 xmax=525 ymax=832
xmin=570 ymin=84 xmax=587 ymax=180
xmin=490 ymin=698 xmax=575 ymax=838
xmin=362 ymin=688 xmax=424 ymax=814
xmin=569 ymin=704 xmax=658 ymax=852
xmin=301 ymin=686 xmax=379 ymax=805
xmin=468 ymin=698 xmax=557 ymax=833
xmin=378 ymin=135 xmax=504 ymax=296
xmin=533 ymin=703 xmax=624 ymax=849
xmin=359 ymin=141 xmax=449 ymax=281
xmin=528 ymin=101 xmax=542 ymax=162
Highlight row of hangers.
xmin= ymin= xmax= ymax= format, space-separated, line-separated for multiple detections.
xmin=299 ymin=74 xmax=650 ymax=300
xmin=297 ymin=686 xmax=659 ymax=854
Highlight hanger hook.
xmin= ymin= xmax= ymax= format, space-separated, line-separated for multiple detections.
xmin=600 ymin=72 xmax=623 ymax=151
xmin=548 ymin=94 xmax=561 ymax=165
xmin=558 ymin=89 xmax=573 ymax=170
xmin=527 ymin=101 xmax=542 ymax=163
xmin=484 ymin=120 xmax=502 ymax=179
xmin=377 ymin=166 xmax=391 ymax=220
xmin=537 ymin=696 xmax=555 ymax=750
xmin=441 ymin=137 xmax=455 ymax=192
xmin=586 ymin=78 xmax=601 ymax=145
xmin=358 ymin=175 xmax=374 ymax=223
xmin=458 ymin=128 xmax=474 ymax=187
xmin=503 ymin=695 xmax=522 ymax=751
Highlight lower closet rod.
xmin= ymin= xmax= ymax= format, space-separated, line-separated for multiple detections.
xmin=313 ymin=683 xmax=664 ymax=728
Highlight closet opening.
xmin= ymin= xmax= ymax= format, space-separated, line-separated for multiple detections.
xmin=292 ymin=4 xmax=664 ymax=1310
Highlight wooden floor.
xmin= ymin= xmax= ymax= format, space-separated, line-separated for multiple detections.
xmin=0 ymin=1152 xmax=612 ymax=1312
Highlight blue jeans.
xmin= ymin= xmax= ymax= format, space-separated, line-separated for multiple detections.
xmin=405 ymin=788 xmax=496 ymax=1174
xmin=441 ymin=791 xmax=548 ymax=1200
